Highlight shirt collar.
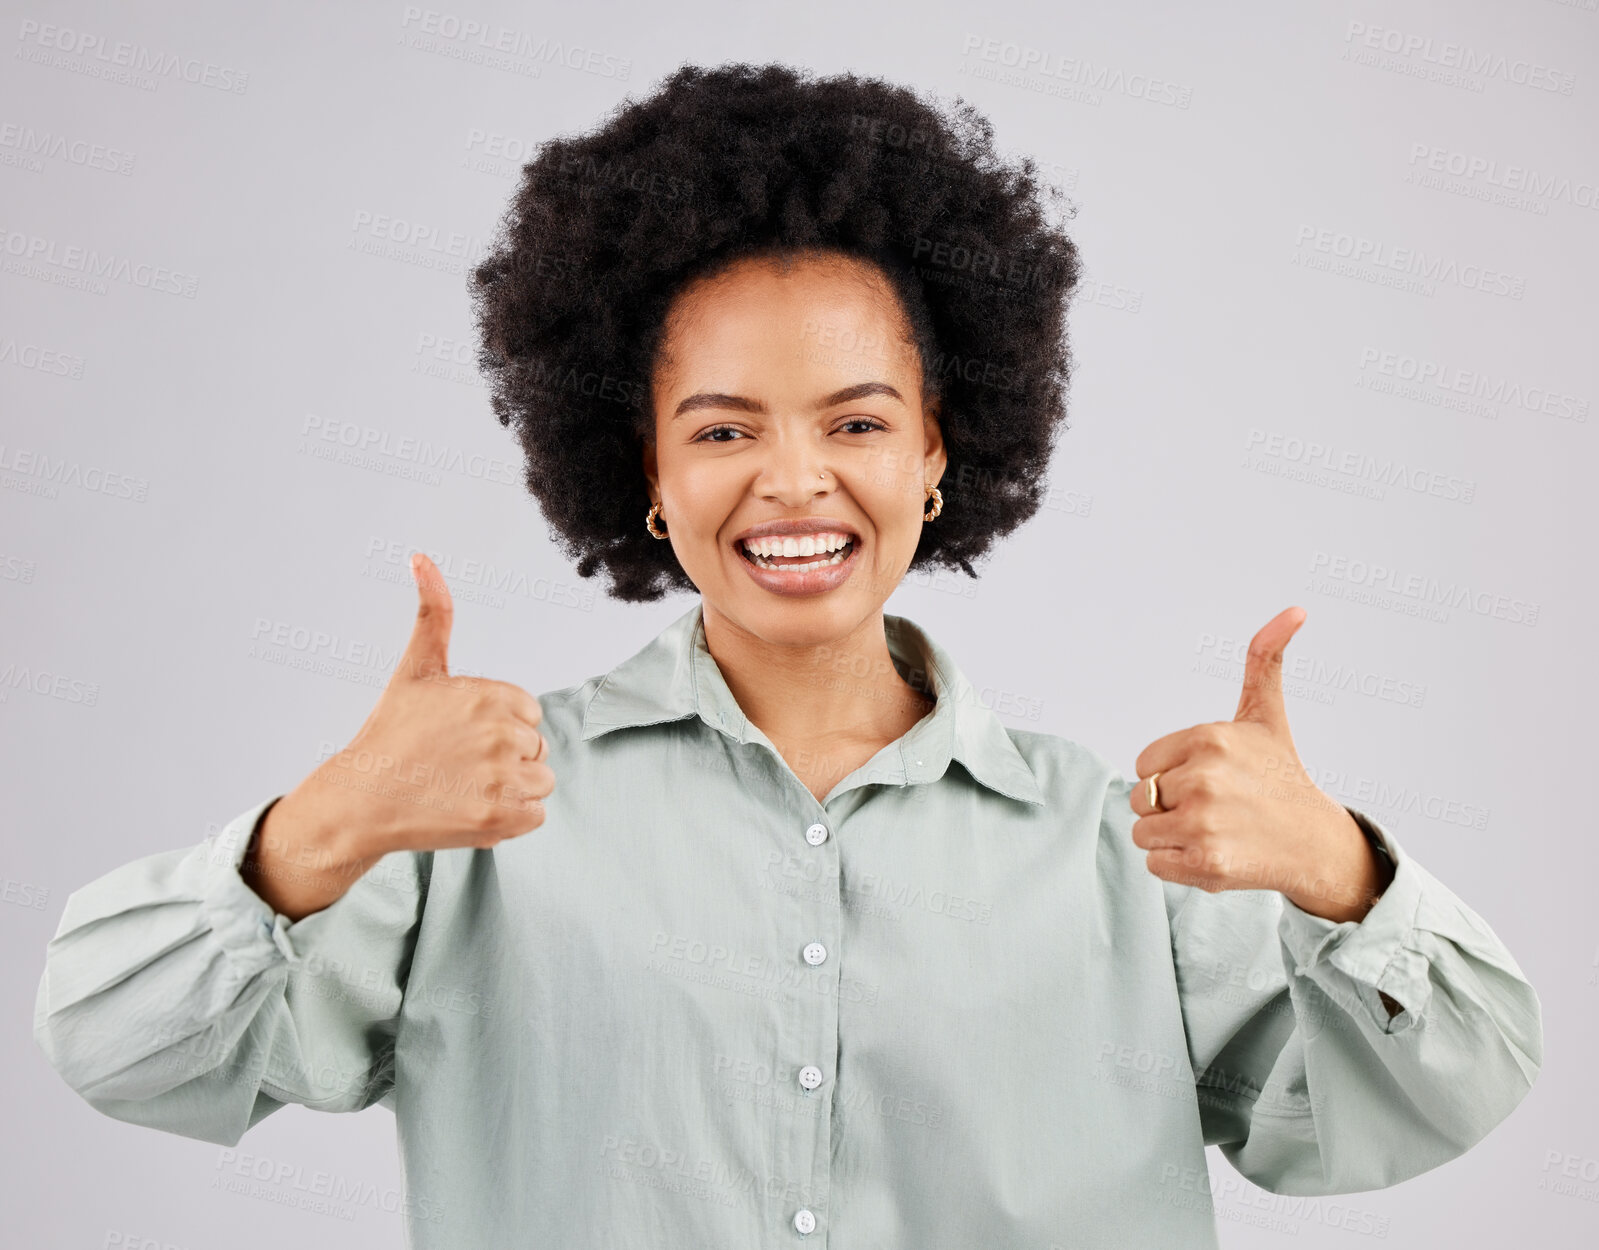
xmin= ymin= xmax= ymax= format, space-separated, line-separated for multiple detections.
xmin=580 ymin=601 xmax=1045 ymax=806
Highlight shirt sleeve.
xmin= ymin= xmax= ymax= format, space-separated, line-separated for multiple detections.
xmin=33 ymin=794 xmax=429 ymax=1147
xmin=1156 ymin=798 xmax=1543 ymax=1196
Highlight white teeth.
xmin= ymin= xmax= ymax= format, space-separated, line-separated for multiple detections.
xmin=746 ymin=546 xmax=853 ymax=572
xmin=740 ymin=531 xmax=853 ymax=558
xmin=739 ymin=531 xmax=857 ymax=572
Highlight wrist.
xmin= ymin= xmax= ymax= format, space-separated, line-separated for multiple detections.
xmin=241 ymin=782 xmax=380 ymax=921
xmin=1284 ymin=807 xmax=1391 ymax=923
xmin=281 ymin=765 xmax=387 ymax=867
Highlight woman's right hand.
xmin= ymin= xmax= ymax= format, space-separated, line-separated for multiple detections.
xmin=242 ymin=552 xmax=555 ymax=919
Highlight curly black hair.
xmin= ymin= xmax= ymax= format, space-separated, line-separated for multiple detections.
xmin=470 ymin=62 xmax=1082 ymax=603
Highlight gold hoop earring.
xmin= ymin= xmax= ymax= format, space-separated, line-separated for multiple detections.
xmin=923 ymin=486 xmax=943 ymax=522
xmin=645 ymin=500 xmax=668 ymax=539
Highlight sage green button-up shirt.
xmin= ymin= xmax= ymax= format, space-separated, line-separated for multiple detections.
xmin=35 ymin=601 xmax=1542 ymax=1248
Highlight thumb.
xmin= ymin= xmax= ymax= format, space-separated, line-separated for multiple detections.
xmin=401 ymin=552 xmax=454 ymax=680
xmin=1233 ymin=605 xmax=1305 ymax=729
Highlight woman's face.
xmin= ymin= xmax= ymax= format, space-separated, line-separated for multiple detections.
xmin=643 ymin=251 xmax=947 ymax=645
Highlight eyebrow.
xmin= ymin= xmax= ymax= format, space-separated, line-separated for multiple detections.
xmin=671 ymin=381 xmax=905 ymax=420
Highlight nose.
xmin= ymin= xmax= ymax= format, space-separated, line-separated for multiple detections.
xmin=753 ymin=430 xmax=835 ymax=508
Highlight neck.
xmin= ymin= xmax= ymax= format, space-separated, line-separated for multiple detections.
xmin=700 ymin=601 xmax=934 ymax=749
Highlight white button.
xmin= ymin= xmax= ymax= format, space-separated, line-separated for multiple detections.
xmin=798 ymin=1065 xmax=823 ymax=1090
xmin=805 ymin=822 xmax=828 ymax=845
xmin=802 ymin=941 xmax=827 ymax=965
xmin=793 ymin=1208 xmax=816 ymax=1234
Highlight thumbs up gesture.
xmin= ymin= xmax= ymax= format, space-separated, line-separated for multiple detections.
xmin=246 ymin=553 xmax=555 ymax=919
xmin=1127 ymin=607 xmax=1393 ymax=923
xmin=329 ymin=551 xmax=555 ymax=851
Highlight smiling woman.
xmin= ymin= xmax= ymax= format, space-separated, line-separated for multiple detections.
xmin=35 ymin=59 xmax=1541 ymax=1250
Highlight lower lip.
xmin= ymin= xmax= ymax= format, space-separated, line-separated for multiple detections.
xmin=734 ymin=538 xmax=861 ymax=597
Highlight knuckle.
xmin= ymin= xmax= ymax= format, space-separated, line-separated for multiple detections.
xmin=1191 ymin=810 xmax=1221 ymax=840
xmin=478 ymin=722 xmax=513 ymax=755
xmin=494 ymin=681 xmax=542 ymax=724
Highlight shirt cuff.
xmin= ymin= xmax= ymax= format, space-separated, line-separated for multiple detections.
xmin=1276 ymin=806 xmax=1432 ymax=1035
xmin=198 ymin=794 xmax=306 ymax=969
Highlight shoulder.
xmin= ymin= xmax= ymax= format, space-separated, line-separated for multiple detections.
xmin=527 ymin=675 xmax=606 ymax=745
xmin=1003 ymin=725 xmax=1134 ymax=804
xmin=995 ymin=726 xmax=1141 ymax=840
xmin=1003 ymin=725 xmax=1188 ymax=917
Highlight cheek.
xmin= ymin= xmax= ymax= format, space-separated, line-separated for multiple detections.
xmin=853 ymin=452 xmax=924 ymax=516
xmin=845 ymin=473 xmax=923 ymax=559
xmin=663 ymin=457 xmax=744 ymax=543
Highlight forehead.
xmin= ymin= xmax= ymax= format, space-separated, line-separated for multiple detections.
xmin=656 ymin=252 xmax=918 ymax=381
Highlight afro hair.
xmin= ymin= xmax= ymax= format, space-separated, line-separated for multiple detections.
xmin=470 ymin=61 xmax=1082 ymax=603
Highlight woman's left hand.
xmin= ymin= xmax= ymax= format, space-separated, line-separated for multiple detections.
xmin=1129 ymin=606 xmax=1395 ymax=924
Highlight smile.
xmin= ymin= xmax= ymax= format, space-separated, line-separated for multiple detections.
xmin=739 ymin=532 xmax=856 ymax=571
xmin=733 ymin=531 xmax=862 ymax=596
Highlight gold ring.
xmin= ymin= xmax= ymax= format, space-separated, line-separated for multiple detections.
xmin=1147 ymin=772 xmax=1165 ymax=813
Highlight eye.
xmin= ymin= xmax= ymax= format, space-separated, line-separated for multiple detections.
xmin=692 ymin=424 xmax=746 ymax=443
xmin=837 ymin=418 xmax=888 ymax=434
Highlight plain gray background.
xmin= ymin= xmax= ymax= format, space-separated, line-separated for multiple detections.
xmin=4 ymin=0 xmax=1594 ymax=1245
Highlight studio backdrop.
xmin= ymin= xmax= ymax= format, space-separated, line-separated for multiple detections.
xmin=3 ymin=0 xmax=1594 ymax=1246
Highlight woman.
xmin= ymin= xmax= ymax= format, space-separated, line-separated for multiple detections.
xmin=35 ymin=63 xmax=1540 ymax=1247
